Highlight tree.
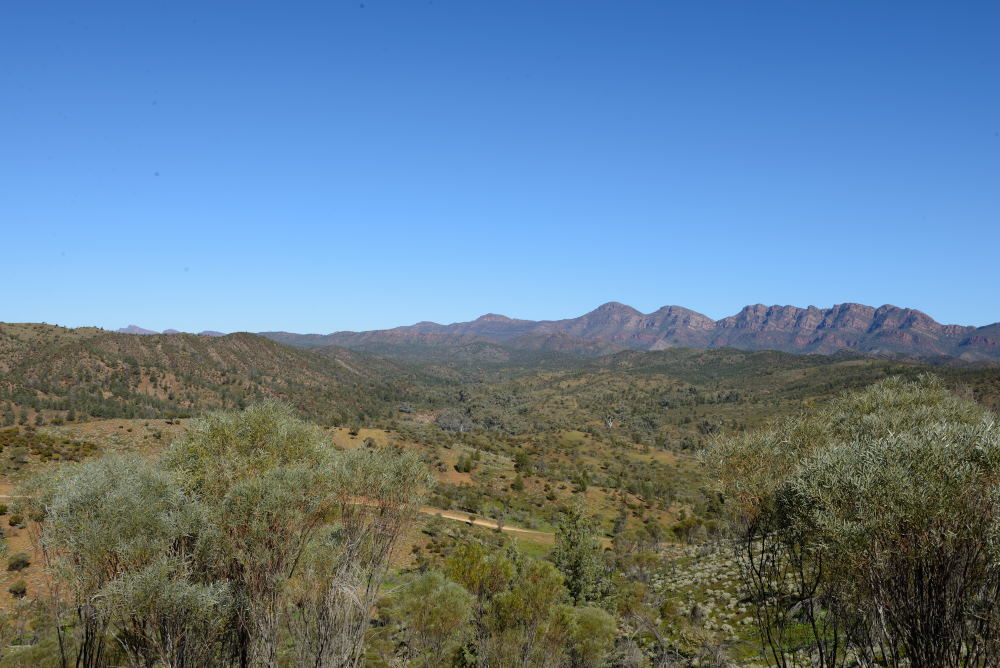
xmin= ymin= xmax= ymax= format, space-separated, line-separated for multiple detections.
xmin=513 ymin=450 xmax=532 ymax=474
xmin=551 ymin=504 xmax=605 ymax=604
xmin=391 ymin=571 xmax=473 ymax=667
xmin=26 ymin=401 xmax=433 ymax=668
xmin=446 ymin=541 xmax=516 ymax=658
xmin=566 ymin=606 xmax=617 ymax=668
xmin=482 ymin=558 xmax=572 ymax=667
xmin=707 ymin=375 xmax=1000 ymax=667
xmin=27 ymin=455 xmax=225 ymax=668
xmin=436 ymin=409 xmax=474 ymax=433
xmin=163 ymin=401 xmax=338 ymax=668
xmin=286 ymin=447 xmax=433 ymax=668
xmin=510 ymin=474 xmax=525 ymax=492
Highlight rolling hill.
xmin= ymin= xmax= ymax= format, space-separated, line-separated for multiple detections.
xmin=0 ymin=323 xmax=446 ymax=424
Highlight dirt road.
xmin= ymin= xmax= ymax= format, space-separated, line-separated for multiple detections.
xmin=418 ymin=507 xmax=553 ymax=543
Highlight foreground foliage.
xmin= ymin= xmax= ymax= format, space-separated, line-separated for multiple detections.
xmin=2 ymin=371 xmax=998 ymax=666
xmin=707 ymin=375 xmax=1000 ymax=667
xmin=17 ymin=402 xmax=432 ymax=668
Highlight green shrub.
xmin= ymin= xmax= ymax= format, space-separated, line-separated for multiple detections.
xmin=707 ymin=375 xmax=1000 ymax=667
xmin=7 ymin=552 xmax=30 ymax=571
xmin=8 ymin=513 xmax=23 ymax=527
xmin=0 ymin=503 xmax=7 ymax=515
xmin=510 ymin=475 xmax=525 ymax=492
xmin=8 ymin=579 xmax=26 ymax=598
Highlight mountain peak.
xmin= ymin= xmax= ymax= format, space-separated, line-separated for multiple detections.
xmin=259 ymin=301 xmax=998 ymax=362
xmin=589 ymin=301 xmax=641 ymax=316
xmin=117 ymin=325 xmax=159 ymax=335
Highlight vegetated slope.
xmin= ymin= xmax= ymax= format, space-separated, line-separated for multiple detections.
xmin=313 ymin=338 xmax=537 ymax=367
xmin=266 ymin=302 xmax=1000 ymax=362
xmin=0 ymin=323 xmax=108 ymax=371
xmin=263 ymin=328 xmax=628 ymax=361
xmin=0 ymin=323 xmax=444 ymax=424
xmin=430 ymin=347 xmax=1000 ymax=446
xmin=504 ymin=332 xmax=629 ymax=357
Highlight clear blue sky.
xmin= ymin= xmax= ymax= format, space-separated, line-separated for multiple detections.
xmin=2 ymin=1 xmax=998 ymax=333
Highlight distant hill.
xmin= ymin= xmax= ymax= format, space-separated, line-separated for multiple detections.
xmin=0 ymin=323 xmax=443 ymax=423
xmin=117 ymin=324 xmax=160 ymax=335
xmin=117 ymin=325 xmax=226 ymax=337
xmin=262 ymin=302 xmax=1000 ymax=363
xmin=3 ymin=321 xmax=997 ymax=438
xmin=261 ymin=328 xmax=626 ymax=361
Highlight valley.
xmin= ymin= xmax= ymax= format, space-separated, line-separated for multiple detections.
xmin=1 ymin=321 xmax=998 ymax=666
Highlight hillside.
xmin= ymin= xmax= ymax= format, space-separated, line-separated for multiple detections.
xmin=11 ymin=322 xmax=998 ymax=434
xmin=3 ymin=324 xmax=1000 ymax=668
xmin=432 ymin=347 xmax=1000 ymax=445
xmin=263 ymin=328 xmax=628 ymax=359
xmin=0 ymin=324 xmax=445 ymax=425
xmin=264 ymin=301 xmax=1000 ymax=362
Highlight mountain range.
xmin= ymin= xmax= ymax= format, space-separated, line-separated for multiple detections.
xmin=260 ymin=302 xmax=1000 ymax=363
xmin=118 ymin=325 xmax=225 ymax=337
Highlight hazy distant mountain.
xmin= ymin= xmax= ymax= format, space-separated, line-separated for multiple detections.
xmin=117 ymin=326 xmax=226 ymax=337
xmin=117 ymin=325 xmax=159 ymax=335
xmin=262 ymin=302 xmax=1000 ymax=362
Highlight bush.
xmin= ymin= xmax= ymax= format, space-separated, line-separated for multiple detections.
xmin=8 ymin=579 xmax=26 ymax=598
xmin=7 ymin=552 xmax=31 ymax=571
xmin=454 ymin=455 xmax=474 ymax=473
xmin=0 ymin=503 xmax=7 ymax=515
xmin=707 ymin=375 xmax=1000 ymax=666
xmin=8 ymin=513 xmax=23 ymax=527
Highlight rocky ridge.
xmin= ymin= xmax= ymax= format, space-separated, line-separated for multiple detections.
xmin=261 ymin=302 xmax=1000 ymax=362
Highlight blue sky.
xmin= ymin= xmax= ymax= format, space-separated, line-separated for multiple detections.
xmin=2 ymin=1 xmax=998 ymax=333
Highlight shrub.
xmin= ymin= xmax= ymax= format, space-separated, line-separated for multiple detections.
xmin=8 ymin=514 xmax=23 ymax=527
xmin=454 ymin=455 xmax=474 ymax=473
xmin=390 ymin=571 xmax=473 ymax=666
xmin=7 ymin=552 xmax=31 ymax=571
xmin=8 ymin=579 xmax=26 ymax=598
xmin=707 ymin=375 xmax=1000 ymax=666
xmin=0 ymin=503 xmax=7 ymax=515
xmin=510 ymin=475 xmax=525 ymax=492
